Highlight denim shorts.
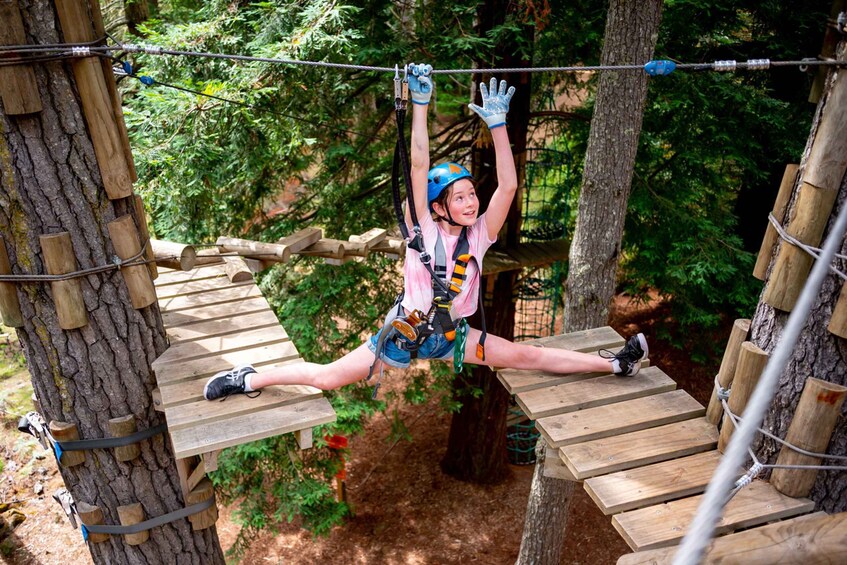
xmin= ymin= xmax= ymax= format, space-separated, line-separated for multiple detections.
xmin=367 ymin=326 xmax=456 ymax=369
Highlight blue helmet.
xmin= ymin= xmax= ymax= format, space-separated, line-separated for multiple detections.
xmin=427 ymin=162 xmax=473 ymax=211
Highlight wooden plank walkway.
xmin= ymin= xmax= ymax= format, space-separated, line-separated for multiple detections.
xmin=498 ymin=326 xmax=816 ymax=559
xmin=152 ymin=263 xmax=336 ymax=460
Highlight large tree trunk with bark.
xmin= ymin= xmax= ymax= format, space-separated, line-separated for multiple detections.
xmin=517 ymin=2 xmax=663 ymax=563
xmin=749 ymin=41 xmax=847 ymax=513
xmin=440 ymin=0 xmax=532 ymax=484
xmin=0 ymin=1 xmax=224 ymax=563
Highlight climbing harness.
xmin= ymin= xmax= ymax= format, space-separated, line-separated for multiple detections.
xmin=367 ymin=65 xmax=487 ymax=397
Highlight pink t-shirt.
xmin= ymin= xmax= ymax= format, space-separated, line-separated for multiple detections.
xmin=401 ymin=213 xmax=496 ymax=319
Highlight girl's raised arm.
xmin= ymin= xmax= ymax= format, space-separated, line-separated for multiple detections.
xmin=407 ymin=64 xmax=433 ymax=230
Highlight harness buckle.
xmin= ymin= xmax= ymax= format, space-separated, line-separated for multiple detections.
xmin=52 ymin=488 xmax=79 ymax=529
xmin=18 ymin=411 xmax=50 ymax=450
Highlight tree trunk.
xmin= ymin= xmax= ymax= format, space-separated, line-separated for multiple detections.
xmin=440 ymin=0 xmax=532 ymax=483
xmin=517 ymin=2 xmax=663 ymax=563
xmin=749 ymin=41 xmax=847 ymax=513
xmin=0 ymin=1 xmax=224 ymax=563
xmin=563 ymin=0 xmax=663 ymax=332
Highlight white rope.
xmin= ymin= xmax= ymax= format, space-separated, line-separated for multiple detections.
xmin=769 ymin=213 xmax=847 ymax=280
xmin=673 ymin=197 xmax=847 ymax=565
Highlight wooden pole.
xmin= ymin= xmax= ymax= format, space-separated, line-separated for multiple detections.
xmin=753 ymin=164 xmax=798 ymax=280
xmin=770 ymin=377 xmax=847 ymax=498
xmin=108 ymin=415 xmax=140 ymax=463
xmin=40 ymin=233 xmax=88 ymax=330
xmin=107 ymin=215 xmax=156 ymax=309
xmin=75 ymin=502 xmax=110 ymax=543
xmin=49 ymin=421 xmax=86 ymax=467
xmin=54 ymin=0 xmax=134 ymax=199
xmin=117 ymin=502 xmax=149 ymax=545
xmin=0 ymin=236 xmax=24 ymax=328
xmin=223 ymin=256 xmax=253 ymax=283
xmin=151 ymin=240 xmax=197 ymax=271
xmin=0 ymin=2 xmax=43 ymax=115
xmin=761 ymin=181 xmax=839 ymax=311
xmin=133 ymin=195 xmax=158 ymax=280
xmin=705 ymin=319 xmax=750 ymax=425
xmin=828 ymin=281 xmax=847 ymax=338
xmin=186 ymin=478 xmax=218 ymax=531
xmin=717 ymin=342 xmax=769 ymax=452
xmin=217 ymin=237 xmax=292 ymax=263
xmin=298 ymin=239 xmax=347 ymax=259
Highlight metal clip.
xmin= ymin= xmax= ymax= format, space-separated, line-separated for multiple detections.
xmin=394 ymin=64 xmax=402 ymax=101
xmin=746 ymin=59 xmax=770 ymax=71
xmin=18 ymin=411 xmax=50 ymax=450
xmin=401 ymin=64 xmax=409 ymax=103
xmin=52 ymin=488 xmax=79 ymax=529
xmin=713 ymin=60 xmax=737 ymax=72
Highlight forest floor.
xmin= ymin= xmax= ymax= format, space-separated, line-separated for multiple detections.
xmin=0 ymin=293 xmax=729 ymax=564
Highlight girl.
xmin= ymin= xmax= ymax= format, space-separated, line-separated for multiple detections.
xmin=204 ymin=66 xmax=647 ymax=401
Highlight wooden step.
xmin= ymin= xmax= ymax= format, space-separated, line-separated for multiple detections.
xmin=497 ymin=326 xmax=625 ymax=394
xmin=583 ymin=451 xmax=733 ymax=515
xmin=158 ymin=283 xmax=263 ymax=312
xmin=155 ymin=264 xmax=229 ymax=285
xmin=537 ymin=389 xmax=704 ymax=448
xmin=156 ymin=277 xmax=251 ymax=299
xmin=156 ymin=324 xmax=290 ymax=365
xmin=611 ymin=480 xmax=815 ymax=551
xmin=161 ymin=296 xmax=270 ymax=328
xmin=169 ymin=396 xmax=336 ymax=459
xmin=616 ymin=511 xmax=844 ymax=564
xmin=152 ymin=340 xmax=301 ymax=385
xmin=515 ymin=366 xmax=676 ymax=420
xmin=165 ymin=309 xmax=280 ymax=343
xmin=560 ymin=418 xmax=717 ymax=480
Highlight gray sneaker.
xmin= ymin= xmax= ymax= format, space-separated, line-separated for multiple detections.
xmin=203 ymin=364 xmax=260 ymax=401
xmin=603 ymin=333 xmax=649 ymax=377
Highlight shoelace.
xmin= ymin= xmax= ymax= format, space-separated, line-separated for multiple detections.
xmin=216 ymin=373 xmax=262 ymax=402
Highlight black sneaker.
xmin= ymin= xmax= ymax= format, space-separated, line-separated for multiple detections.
xmin=602 ymin=333 xmax=649 ymax=377
xmin=203 ymin=364 xmax=260 ymax=401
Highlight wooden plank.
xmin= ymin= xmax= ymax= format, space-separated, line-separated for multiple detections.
xmin=612 ymin=480 xmax=815 ymax=552
xmin=561 ymin=418 xmax=717 ymax=480
xmin=616 ymin=512 xmax=844 ymax=565
xmin=152 ymin=341 xmax=301 ymax=385
xmin=156 ymin=358 xmax=306 ymax=408
xmin=158 ymin=284 xmax=263 ymax=312
xmin=165 ymin=310 xmax=280 ymax=343
xmin=537 ymin=390 xmax=704 ymax=448
xmin=161 ymin=296 xmax=270 ymax=328
xmin=155 ymin=264 xmax=229 ymax=286
xmin=0 ymin=2 xmax=42 ymax=115
xmin=542 ymin=446 xmax=578 ymax=481
xmin=165 ymin=383 xmax=321 ymax=431
xmin=583 ymin=451 xmax=731 ymax=515
xmin=515 ymin=366 xmax=676 ymax=420
xmin=155 ymin=325 xmax=290 ymax=365
xmin=156 ymin=278 xmax=252 ymax=299
xmin=168 ymin=397 xmax=337 ymax=458
xmin=497 ymin=327 xmax=625 ymax=393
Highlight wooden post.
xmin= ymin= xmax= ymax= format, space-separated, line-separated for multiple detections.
xmin=717 ymin=342 xmax=769 ymax=452
xmin=132 ymin=195 xmax=157 ymax=280
xmin=108 ymin=415 xmax=140 ymax=463
xmin=705 ymin=319 xmax=751 ymax=424
xmin=761 ymin=181 xmax=839 ymax=311
xmin=76 ymin=502 xmax=109 ymax=543
xmin=54 ymin=0 xmax=134 ymax=199
xmin=150 ymin=240 xmax=197 ymax=271
xmin=294 ymin=428 xmax=313 ymax=450
xmin=0 ymin=236 xmax=24 ymax=328
xmin=827 ymin=281 xmax=847 ymax=338
xmin=0 ymin=2 xmax=43 ymax=115
xmin=298 ymin=239 xmax=346 ymax=259
xmin=770 ymin=378 xmax=847 ymax=498
xmin=753 ymin=164 xmax=798 ymax=280
xmin=194 ymin=248 xmax=225 ymax=266
xmin=107 ymin=216 xmax=156 ymax=309
xmin=217 ymin=237 xmax=291 ymax=263
xmin=347 ymin=228 xmax=387 ymax=256
xmin=186 ymin=478 xmax=218 ymax=531
xmin=49 ymin=421 xmax=86 ymax=467
xmin=117 ymin=502 xmax=149 ymax=545
xmin=40 ymin=233 xmax=88 ymax=330
xmin=370 ymin=237 xmax=406 ymax=259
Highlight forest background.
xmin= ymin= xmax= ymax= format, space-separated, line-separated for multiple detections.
xmin=0 ymin=0 xmax=833 ymax=560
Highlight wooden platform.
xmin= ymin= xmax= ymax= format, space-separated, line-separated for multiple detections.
xmin=498 ymin=327 xmax=815 ymax=558
xmin=151 ymin=264 xmax=336 ymax=460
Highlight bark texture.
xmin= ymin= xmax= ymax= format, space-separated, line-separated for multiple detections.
xmin=517 ymin=2 xmax=663 ymax=563
xmin=563 ymin=0 xmax=663 ymax=333
xmin=0 ymin=2 xmax=223 ymax=563
xmin=440 ymin=0 xmax=532 ymax=484
xmin=749 ymin=46 xmax=847 ymax=513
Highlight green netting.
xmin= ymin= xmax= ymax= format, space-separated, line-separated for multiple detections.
xmin=506 ymin=408 xmax=540 ymax=465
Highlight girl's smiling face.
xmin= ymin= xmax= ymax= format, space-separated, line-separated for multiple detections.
xmin=433 ymin=178 xmax=478 ymax=227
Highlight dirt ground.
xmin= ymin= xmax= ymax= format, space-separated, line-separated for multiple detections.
xmin=0 ymin=294 xmax=727 ymax=564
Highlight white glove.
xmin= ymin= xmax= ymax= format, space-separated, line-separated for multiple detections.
xmin=469 ymin=78 xmax=515 ymax=129
xmin=407 ymin=63 xmax=433 ymax=105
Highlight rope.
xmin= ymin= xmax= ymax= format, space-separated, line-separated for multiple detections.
xmin=673 ymin=195 xmax=847 ymax=564
xmin=768 ymin=213 xmax=847 ymax=280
